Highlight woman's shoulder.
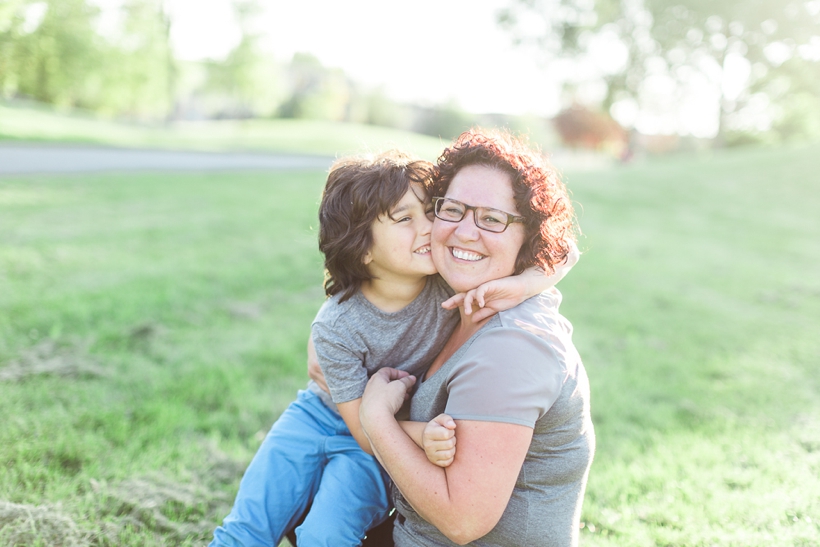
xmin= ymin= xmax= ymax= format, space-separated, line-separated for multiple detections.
xmin=492 ymin=288 xmax=573 ymax=343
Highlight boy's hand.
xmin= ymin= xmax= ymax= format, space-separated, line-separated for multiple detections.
xmin=441 ymin=282 xmax=524 ymax=322
xmin=422 ymin=414 xmax=457 ymax=467
xmin=442 ymin=240 xmax=579 ymax=323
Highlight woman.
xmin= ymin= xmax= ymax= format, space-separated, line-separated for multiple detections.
xmin=359 ymin=129 xmax=595 ymax=547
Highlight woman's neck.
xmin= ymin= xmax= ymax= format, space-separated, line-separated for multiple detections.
xmin=360 ymin=276 xmax=428 ymax=313
xmin=425 ymin=307 xmax=492 ymax=380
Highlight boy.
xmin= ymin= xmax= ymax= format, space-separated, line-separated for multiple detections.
xmin=211 ymin=150 xmax=576 ymax=547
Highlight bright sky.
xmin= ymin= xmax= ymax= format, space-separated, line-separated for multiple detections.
xmin=164 ymin=0 xmax=565 ymax=117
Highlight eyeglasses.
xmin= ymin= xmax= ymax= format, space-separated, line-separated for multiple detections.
xmin=432 ymin=197 xmax=525 ymax=233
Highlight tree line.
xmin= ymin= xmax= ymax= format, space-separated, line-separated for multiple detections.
xmin=0 ymin=0 xmax=519 ymax=141
xmin=2 ymin=0 xmax=817 ymax=146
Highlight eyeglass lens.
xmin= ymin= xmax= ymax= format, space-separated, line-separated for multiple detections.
xmin=435 ymin=198 xmax=511 ymax=233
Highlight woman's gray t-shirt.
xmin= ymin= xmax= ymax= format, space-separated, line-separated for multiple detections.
xmin=309 ymin=275 xmax=458 ymax=411
xmin=393 ymin=289 xmax=595 ymax=547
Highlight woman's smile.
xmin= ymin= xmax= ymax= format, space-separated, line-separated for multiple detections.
xmin=450 ymin=247 xmax=485 ymax=262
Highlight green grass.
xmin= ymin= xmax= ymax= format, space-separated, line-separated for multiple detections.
xmin=0 ymin=101 xmax=447 ymax=160
xmin=1 ymin=143 xmax=819 ymax=545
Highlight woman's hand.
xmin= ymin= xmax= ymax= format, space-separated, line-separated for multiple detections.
xmin=422 ymin=414 xmax=457 ymax=467
xmin=360 ymin=368 xmax=417 ymax=425
xmin=306 ymin=336 xmax=330 ymax=394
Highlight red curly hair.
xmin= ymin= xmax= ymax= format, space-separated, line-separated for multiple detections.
xmin=430 ymin=128 xmax=577 ymax=275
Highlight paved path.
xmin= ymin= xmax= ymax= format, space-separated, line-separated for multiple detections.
xmin=0 ymin=143 xmax=334 ymax=174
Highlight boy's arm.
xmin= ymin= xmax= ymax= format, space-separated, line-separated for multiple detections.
xmin=308 ymin=332 xmax=383 ymax=454
xmin=442 ymin=240 xmax=580 ymax=322
xmin=338 ymin=394 xmax=425 ymax=456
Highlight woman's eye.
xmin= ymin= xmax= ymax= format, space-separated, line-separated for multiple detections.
xmin=482 ymin=215 xmax=502 ymax=224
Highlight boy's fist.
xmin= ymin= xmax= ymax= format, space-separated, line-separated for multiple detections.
xmin=422 ymin=413 xmax=457 ymax=467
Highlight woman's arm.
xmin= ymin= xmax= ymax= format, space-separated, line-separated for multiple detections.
xmin=360 ymin=369 xmax=533 ymax=545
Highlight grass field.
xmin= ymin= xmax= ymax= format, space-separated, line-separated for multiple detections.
xmin=0 ymin=101 xmax=447 ymax=160
xmin=1 ymin=142 xmax=819 ymax=546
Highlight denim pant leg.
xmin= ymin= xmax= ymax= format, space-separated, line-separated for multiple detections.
xmin=210 ymin=390 xmax=336 ymax=547
xmin=295 ymin=426 xmax=392 ymax=547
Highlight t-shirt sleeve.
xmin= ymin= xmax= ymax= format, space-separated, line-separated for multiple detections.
xmin=444 ymin=328 xmax=566 ymax=428
xmin=311 ymin=320 xmax=369 ymax=404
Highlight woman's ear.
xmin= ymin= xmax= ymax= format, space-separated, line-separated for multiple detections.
xmin=362 ymin=251 xmax=372 ymax=265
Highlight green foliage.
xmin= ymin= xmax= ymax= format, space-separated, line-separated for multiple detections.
xmin=413 ymin=100 xmax=477 ymax=140
xmin=100 ymin=0 xmax=174 ymax=119
xmin=0 ymin=0 xmax=173 ymax=119
xmin=277 ymin=52 xmax=351 ymax=121
xmin=500 ymin=0 xmax=820 ymax=141
xmin=2 ymin=143 xmax=819 ymax=544
xmin=0 ymin=0 xmax=104 ymax=107
xmin=203 ymin=0 xmax=282 ymax=118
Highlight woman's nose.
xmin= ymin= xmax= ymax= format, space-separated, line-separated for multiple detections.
xmin=454 ymin=210 xmax=480 ymax=240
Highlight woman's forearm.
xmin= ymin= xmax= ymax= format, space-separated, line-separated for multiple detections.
xmin=362 ymin=409 xmax=490 ymax=544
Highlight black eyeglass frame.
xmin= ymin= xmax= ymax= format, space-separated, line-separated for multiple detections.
xmin=432 ymin=196 xmax=526 ymax=233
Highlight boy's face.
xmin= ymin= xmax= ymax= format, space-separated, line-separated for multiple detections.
xmin=363 ymin=184 xmax=438 ymax=283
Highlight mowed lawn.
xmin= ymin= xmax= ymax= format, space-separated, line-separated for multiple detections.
xmin=1 ymin=143 xmax=818 ymax=546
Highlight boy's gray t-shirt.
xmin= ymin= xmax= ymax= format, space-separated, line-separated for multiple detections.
xmin=309 ymin=275 xmax=458 ymax=411
xmin=392 ymin=289 xmax=595 ymax=547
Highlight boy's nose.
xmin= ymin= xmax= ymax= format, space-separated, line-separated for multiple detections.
xmin=420 ymin=213 xmax=433 ymax=234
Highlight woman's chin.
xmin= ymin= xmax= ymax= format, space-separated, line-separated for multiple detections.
xmin=441 ymin=270 xmax=495 ymax=294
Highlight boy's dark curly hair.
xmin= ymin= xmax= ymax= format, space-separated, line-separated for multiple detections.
xmin=319 ymin=150 xmax=435 ymax=302
xmin=430 ymin=128 xmax=577 ymax=275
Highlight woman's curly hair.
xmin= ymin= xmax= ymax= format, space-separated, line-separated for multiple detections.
xmin=319 ymin=150 xmax=435 ymax=302
xmin=430 ymin=128 xmax=577 ymax=275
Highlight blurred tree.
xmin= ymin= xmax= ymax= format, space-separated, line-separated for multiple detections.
xmin=553 ymin=103 xmax=627 ymax=153
xmin=204 ymin=0 xmax=282 ymax=118
xmin=0 ymin=0 xmax=106 ymax=108
xmin=277 ymin=52 xmax=350 ymax=121
xmin=413 ymin=100 xmax=476 ymax=139
xmin=0 ymin=0 xmax=175 ymax=119
xmin=499 ymin=0 xmax=820 ymax=142
xmin=100 ymin=0 xmax=175 ymax=119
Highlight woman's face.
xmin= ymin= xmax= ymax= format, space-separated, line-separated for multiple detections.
xmin=431 ymin=164 xmax=526 ymax=293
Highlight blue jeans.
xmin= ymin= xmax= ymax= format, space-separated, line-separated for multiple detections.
xmin=210 ymin=390 xmax=392 ymax=547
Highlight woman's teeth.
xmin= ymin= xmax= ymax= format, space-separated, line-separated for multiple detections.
xmin=452 ymin=248 xmax=484 ymax=261
xmin=415 ymin=246 xmax=431 ymax=254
